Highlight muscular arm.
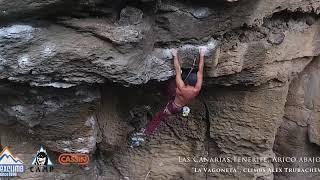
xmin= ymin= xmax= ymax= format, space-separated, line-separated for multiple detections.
xmin=195 ymin=49 xmax=204 ymax=91
xmin=173 ymin=50 xmax=185 ymax=89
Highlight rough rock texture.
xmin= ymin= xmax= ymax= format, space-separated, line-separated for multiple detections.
xmin=274 ymin=57 xmax=320 ymax=180
xmin=0 ymin=0 xmax=319 ymax=180
xmin=0 ymin=0 xmax=85 ymax=24
xmin=204 ymin=82 xmax=290 ymax=179
xmin=1 ymin=1 xmax=319 ymax=86
xmin=0 ymin=81 xmax=100 ymax=153
xmin=95 ymin=85 xmax=208 ymax=179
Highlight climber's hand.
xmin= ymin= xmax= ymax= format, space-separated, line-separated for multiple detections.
xmin=199 ymin=47 xmax=206 ymax=57
xmin=171 ymin=49 xmax=178 ymax=58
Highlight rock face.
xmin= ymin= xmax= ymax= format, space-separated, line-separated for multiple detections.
xmin=0 ymin=0 xmax=60 ymax=16
xmin=204 ymin=82 xmax=289 ymax=179
xmin=0 ymin=0 xmax=319 ymax=179
xmin=274 ymin=57 xmax=320 ymax=180
xmin=0 ymin=81 xmax=100 ymax=153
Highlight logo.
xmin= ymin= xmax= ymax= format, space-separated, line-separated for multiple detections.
xmin=30 ymin=146 xmax=54 ymax=173
xmin=58 ymin=154 xmax=89 ymax=165
xmin=0 ymin=147 xmax=25 ymax=177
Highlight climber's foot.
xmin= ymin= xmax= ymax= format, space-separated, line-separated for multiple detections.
xmin=129 ymin=128 xmax=147 ymax=148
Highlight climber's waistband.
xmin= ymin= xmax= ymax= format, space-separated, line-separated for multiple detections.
xmin=163 ymin=100 xmax=182 ymax=115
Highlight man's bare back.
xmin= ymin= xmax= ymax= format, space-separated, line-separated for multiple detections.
xmin=172 ymin=48 xmax=205 ymax=107
xmin=130 ymin=48 xmax=206 ymax=146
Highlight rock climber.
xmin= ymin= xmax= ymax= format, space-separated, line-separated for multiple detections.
xmin=130 ymin=48 xmax=205 ymax=147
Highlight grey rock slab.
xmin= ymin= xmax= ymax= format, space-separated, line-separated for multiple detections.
xmin=0 ymin=81 xmax=100 ymax=153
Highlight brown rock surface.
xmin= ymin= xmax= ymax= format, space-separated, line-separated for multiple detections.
xmin=204 ymin=82 xmax=289 ymax=179
xmin=0 ymin=0 xmax=319 ymax=179
xmin=274 ymin=57 xmax=320 ymax=180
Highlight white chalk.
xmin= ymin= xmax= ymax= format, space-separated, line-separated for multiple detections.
xmin=0 ymin=25 xmax=34 ymax=38
xmin=18 ymin=54 xmax=31 ymax=68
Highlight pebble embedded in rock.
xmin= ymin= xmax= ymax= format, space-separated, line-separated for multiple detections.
xmin=119 ymin=6 xmax=144 ymax=26
xmin=267 ymin=32 xmax=285 ymax=45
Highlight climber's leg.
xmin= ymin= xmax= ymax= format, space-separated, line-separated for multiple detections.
xmin=144 ymin=100 xmax=182 ymax=135
xmin=145 ymin=110 xmax=167 ymax=135
xmin=163 ymin=99 xmax=183 ymax=115
xmin=130 ymin=109 xmax=168 ymax=147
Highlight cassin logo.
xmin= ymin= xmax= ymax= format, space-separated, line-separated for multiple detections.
xmin=30 ymin=146 xmax=54 ymax=173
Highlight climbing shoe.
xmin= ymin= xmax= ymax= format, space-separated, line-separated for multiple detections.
xmin=129 ymin=128 xmax=147 ymax=148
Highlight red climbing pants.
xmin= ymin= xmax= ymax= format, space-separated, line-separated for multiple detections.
xmin=145 ymin=110 xmax=168 ymax=135
xmin=145 ymin=100 xmax=182 ymax=135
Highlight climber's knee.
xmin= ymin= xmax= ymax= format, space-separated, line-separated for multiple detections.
xmin=163 ymin=100 xmax=182 ymax=115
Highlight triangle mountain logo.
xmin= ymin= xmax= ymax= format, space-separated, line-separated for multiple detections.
xmin=0 ymin=147 xmax=24 ymax=165
xmin=0 ymin=146 xmax=25 ymax=177
xmin=32 ymin=146 xmax=53 ymax=166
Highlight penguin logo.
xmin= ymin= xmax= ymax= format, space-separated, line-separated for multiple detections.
xmin=32 ymin=146 xmax=53 ymax=166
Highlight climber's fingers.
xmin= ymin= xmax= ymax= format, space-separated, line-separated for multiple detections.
xmin=199 ymin=47 xmax=206 ymax=57
xmin=171 ymin=49 xmax=178 ymax=57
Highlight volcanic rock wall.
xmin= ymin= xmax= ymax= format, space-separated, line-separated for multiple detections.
xmin=0 ymin=0 xmax=319 ymax=180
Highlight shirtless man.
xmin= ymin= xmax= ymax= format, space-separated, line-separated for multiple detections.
xmin=130 ymin=48 xmax=205 ymax=147
xmin=163 ymin=48 xmax=204 ymax=115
